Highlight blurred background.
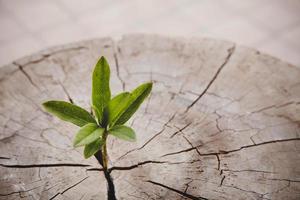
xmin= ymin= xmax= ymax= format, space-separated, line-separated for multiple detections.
xmin=0 ymin=0 xmax=299 ymax=67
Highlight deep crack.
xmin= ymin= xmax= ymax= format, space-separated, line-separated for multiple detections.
xmin=94 ymin=151 xmax=117 ymax=200
xmin=104 ymin=170 xmax=117 ymax=200
xmin=87 ymin=160 xmax=167 ymax=172
xmin=108 ymin=160 xmax=166 ymax=173
xmin=0 ymin=163 xmax=90 ymax=168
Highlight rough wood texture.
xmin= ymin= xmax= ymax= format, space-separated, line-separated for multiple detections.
xmin=0 ymin=34 xmax=299 ymax=200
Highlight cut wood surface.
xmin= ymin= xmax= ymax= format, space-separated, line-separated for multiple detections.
xmin=0 ymin=34 xmax=299 ymax=200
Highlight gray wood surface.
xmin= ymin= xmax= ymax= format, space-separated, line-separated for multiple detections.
xmin=0 ymin=34 xmax=299 ymax=200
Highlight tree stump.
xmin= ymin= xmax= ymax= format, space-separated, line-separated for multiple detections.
xmin=0 ymin=34 xmax=299 ymax=200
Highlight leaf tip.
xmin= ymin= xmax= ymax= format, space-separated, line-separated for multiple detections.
xmin=98 ymin=56 xmax=109 ymax=66
xmin=147 ymin=81 xmax=153 ymax=89
xmin=141 ymin=82 xmax=153 ymax=92
xmin=42 ymin=100 xmax=50 ymax=107
xmin=41 ymin=100 xmax=54 ymax=112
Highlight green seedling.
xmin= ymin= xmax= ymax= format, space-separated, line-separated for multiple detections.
xmin=42 ymin=56 xmax=152 ymax=174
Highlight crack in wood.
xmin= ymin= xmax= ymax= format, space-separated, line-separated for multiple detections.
xmin=222 ymin=184 xmax=268 ymax=199
xmin=162 ymin=137 xmax=300 ymax=157
xmin=58 ymin=82 xmax=74 ymax=103
xmin=116 ymin=127 xmax=166 ymax=161
xmin=162 ymin=146 xmax=196 ymax=158
xmin=250 ymin=136 xmax=256 ymax=145
xmin=113 ymin=42 xmax=126 ymax=91
xmin=182 ymin=135 xmax=221 ymax=172
xmin=216 ymin=154 xmax=220 ymax=171
xmin=85 ymin=167 xmax=104 ymax=172
xmin=13 ymin=46 xmax=87 ymax=69
xmin=49 ymin=176 xmax=89 ymax=200
xmin=185 ymin=45 xmax=236 ymax=112
xmin=170 ymin=122 xmax=192 ymax=138
xmin=94 ymin=151 xmax=117 ymax=200
xmin=0 ymin=163 xmax=91 ymax=168
xmin=0 ymin=185 xmax=42 ymax=197
xmin=146 ymin=180 xmax=208 ymax=200
xmin=13 ymin=62 xmax=41 ymax=90
xmin=263 ymin=181 xmax=291 ymax=199
xmin=104 ymin=170 xmax=117 ymax=200
xmin=108 ymin=160 xmax=166 ymax=173
xmin=13 ymin=55 xmax=50 ymax=69
xmin=219 ymin=175 xmax=225 ymax=187
xmin=213 ymin=110 xmax=222 ymax=133
xmin=116 ymin=112 xmax=176 ymax=161
xmin=182 ymin=180 xmax=193 ymax=198
xmin=222 ymin=169 xmax=276 ymax=174
xmin=250 ymin=101 xmax=300 ymax=114
xmin=87 ymin=159 xmax=200 ymax=173
xmin=265 ymin=178 xmax=300 ymax=183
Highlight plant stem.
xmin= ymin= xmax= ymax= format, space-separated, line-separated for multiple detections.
xmin=100 ymin=130 xmax=117 ymax=200
xmin=102 ymin=130 xmax=108 ymax=170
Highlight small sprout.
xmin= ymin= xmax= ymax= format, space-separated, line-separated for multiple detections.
xmin=42 ymin=56 xmax=152 ymax=171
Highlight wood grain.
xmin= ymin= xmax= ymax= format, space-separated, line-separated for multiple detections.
xmin=0 ymin=35 xmax=299 ymax=200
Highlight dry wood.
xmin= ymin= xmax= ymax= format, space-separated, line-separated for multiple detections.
xmin=0 ymin=34 xmax=299 ymax=200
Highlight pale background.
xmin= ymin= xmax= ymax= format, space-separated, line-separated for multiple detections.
xmin=0 ymin=0 xmax=300 ymax=67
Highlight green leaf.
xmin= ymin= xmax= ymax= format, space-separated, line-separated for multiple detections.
xmin=84 ymin=138 xmax=103 ymax=159
xmin=109 ymin=125 xmax=136 ymax=142
xmin=92 ymin=105 xmax=102 ymax=125
xmin=107 ymin=92 xmax=132 ymax=127
xmin=73 ymin=123 xmax=104 ymax=147
xmin=114 ymin=82 xmax=152 ymax=125
xmin=92 ymin=56 xmax=111 ymax=123
xmin=42 ymin=101 xmax=96 ymax=127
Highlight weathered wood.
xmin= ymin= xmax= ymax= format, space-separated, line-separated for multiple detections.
xmin=0 ymin=34 xmax=299 ymax=200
